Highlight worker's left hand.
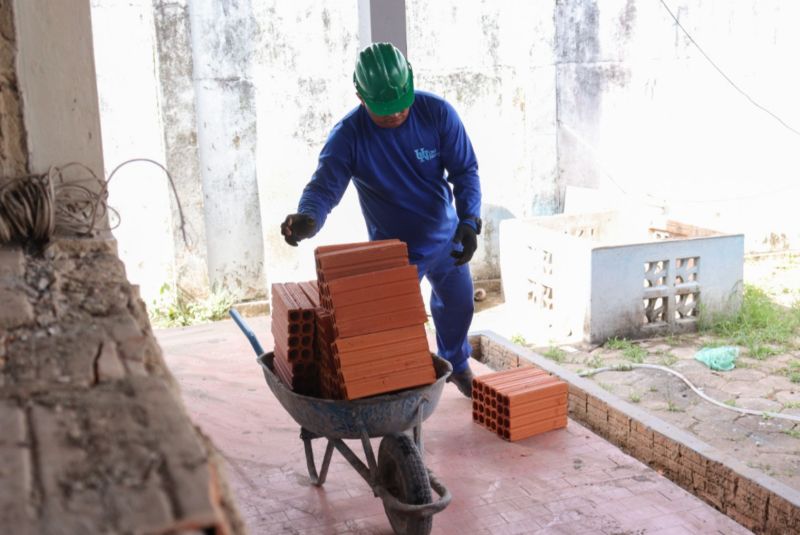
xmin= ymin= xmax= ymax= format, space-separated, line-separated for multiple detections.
xmin=450 ymin=223 xmax=478 ymax=266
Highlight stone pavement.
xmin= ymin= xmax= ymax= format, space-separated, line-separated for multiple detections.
xmin=0 ymin=240 xmax=241 ymax=534
xmin=156 ymin=317 xmax=751 ymax=534
xmin=540 ymin=335 xmax=800 ymax=495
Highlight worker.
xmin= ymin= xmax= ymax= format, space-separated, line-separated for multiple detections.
xmin=280 ymin=42 xmax=482 ymax=398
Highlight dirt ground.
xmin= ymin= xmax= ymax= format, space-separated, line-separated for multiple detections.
xmin=514 ymin=254 xmax=800 ymax=492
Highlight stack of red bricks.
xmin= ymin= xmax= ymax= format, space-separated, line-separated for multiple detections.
xmin=269 ymin=239 xmax=436 ymax=400
xmin=472 ymin=367 xmax=568 ymax=441
xmin=315 ymin=240 xmax=436 ymax=399
xmin=269 ymin=281 xmax=320 ymax=396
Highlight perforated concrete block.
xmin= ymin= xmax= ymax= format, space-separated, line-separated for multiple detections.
xmin=500 ymin=210 xmax=744 ymax=343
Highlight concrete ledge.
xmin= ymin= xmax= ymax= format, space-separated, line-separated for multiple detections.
xmin=469 ymin=330 xmax=800 ymax=534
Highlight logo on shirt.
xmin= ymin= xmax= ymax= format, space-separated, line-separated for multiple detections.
xmin=414 ymin=148 xmax=439 ymax=163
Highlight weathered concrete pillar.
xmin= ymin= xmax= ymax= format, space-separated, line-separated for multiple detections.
xmin=187 ymin=0 xmax=264 ymax=298
xmin=0 ymin=1 xmax=27 ymax=180
xmin=13 ymin=0 xmax=105 ymax=195
xmin=358 ymin=0 xmax=407 ymax=55
xmin=153 ymin=0 xmax=211 ymax=299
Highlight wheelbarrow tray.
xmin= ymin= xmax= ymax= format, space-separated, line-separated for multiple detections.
xmin=257 ymin=352 xmax=452 ymax=440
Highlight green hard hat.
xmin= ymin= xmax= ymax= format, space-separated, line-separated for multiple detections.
xmin=353 ymin=42 xmax=415 ymax=116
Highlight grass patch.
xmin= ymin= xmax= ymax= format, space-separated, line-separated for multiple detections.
xmin=782 ymin=429 xmax=800 ymax=439
xmin=543 ymin=346 xmax=566 ymax=362
xmin=782 ymin=361 xmax=800 ymax=383
xmin=657 ymin=351 xmax=678 ymax=367
xmin=510 ymin=334 xmax=527 ymax=345
xmin=629 ymin=392 xmax=641 ymax=403
xmin=701 ymin=285 xmax=800 ymax=359
xmin=667 ymin=401 xmax=683 ymax=412
xmin=149 ymin=283 xmax=235 ymax=328
xmin=605 ymin=337 xmax=630 ymax=350
xmin=782 ymin=401 xmax=800 ymax=410
xmin=586 ymin=354 xmax=604 ymax=368
xmin=724 ymin=399 xmax=737 ymax=407
xmin=604 ymin=337 xmax=648 ymax=363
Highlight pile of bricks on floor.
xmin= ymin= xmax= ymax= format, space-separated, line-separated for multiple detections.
xmin=270 ymin=240 xmax=436 ymax=400
xmin=472 ymin=367 xmax=568 ymax=441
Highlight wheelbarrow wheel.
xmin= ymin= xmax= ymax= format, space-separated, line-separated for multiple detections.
xmin=377 ymin=433 xmax=433 ymax=535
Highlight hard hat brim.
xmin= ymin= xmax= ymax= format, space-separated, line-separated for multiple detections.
xmin=362 ymin=85 xmax=415 ymax=116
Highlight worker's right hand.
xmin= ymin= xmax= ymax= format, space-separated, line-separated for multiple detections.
xmin=280 ymin=213 xmax=316 ymax=246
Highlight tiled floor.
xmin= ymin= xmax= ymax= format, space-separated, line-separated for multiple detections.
xmin=155 ymin=317 xmax=752 ymax=535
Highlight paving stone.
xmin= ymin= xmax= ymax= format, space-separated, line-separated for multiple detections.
xmin=0 ymin=285 xmax=34 ymax=330
xmin=0 ymin=401 xmax=32 ymax=532
xmin=720 ymin=380 xmax=774 ymax=398
xmin=735 ymin=397 xmax=783 ymax=413
xmin=726 ymin=368 xmax=768 ymax=382
xmin=0 ymin=246 xmax=24 ymax=279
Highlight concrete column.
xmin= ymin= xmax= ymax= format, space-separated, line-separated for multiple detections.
xmin=358 ymin=0 xmax=407 ymax=55
xmin=13 ymin=0 xmax=105 ymax=193
xmin=0 ymin=1 xmax=27 ymax=180
xmin=153 ymin=0 xmax=210 ymax=299
xmin=187 ymin=0 xmax=264 ymax=298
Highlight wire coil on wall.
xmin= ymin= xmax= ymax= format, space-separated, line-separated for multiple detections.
xmin=0 ymin=159 xmax=186 ymax=246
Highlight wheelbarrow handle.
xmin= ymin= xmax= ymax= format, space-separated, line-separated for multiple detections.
xmin=229 ymin=308 xmax=265 ymax=357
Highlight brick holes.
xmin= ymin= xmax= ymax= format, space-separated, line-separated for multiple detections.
xmin=644 ymin=260 xmax=668 ymax=288
xmin=642 ymin=256 xmax=701 ymax=328
xmin=643 ymin=297 xmax=667 ymax=325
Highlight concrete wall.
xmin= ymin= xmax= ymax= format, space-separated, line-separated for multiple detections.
xmin=0 ymin=0 xmax=27 ymax=180
xmin=89 ymin=0 xmax=800 ymax=303
xmin=408 ymin=0 xmax=559 ymax=280
xmin=91 ymin=0 xmax=175 ymax=304
xmin=253 ymin=1 xmax=364 ymax=286
xmin=14 ymin=0 xmax=105 ymax=190
xmin=555 ymin=0 xmax=800 ymax=253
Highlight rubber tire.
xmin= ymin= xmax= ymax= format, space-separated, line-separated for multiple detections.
xmin=377 ymin=433 xmax=433 ymax=535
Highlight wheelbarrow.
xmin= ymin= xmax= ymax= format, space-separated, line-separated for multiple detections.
xmin=230 ymin=309 xmax=453 ymax=535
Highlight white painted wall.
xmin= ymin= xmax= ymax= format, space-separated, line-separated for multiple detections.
xmin=14 ymin=0 xmax=105 ymax=188
xmin=407 ymin=0 xmax=559 ymax=279
xmin=88 ymin=0 xmax=800 ymax=304
xmin=253 ymin=1 xmax=366 ymax=286
xmin=90 ymin=0 xmax=174 ymax=303
xmin=555 ymin=0 xmax=800 ymax=253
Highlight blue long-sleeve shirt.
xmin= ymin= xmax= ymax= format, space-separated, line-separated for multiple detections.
xmin=298 ymin=91 xmax=481 ymax=265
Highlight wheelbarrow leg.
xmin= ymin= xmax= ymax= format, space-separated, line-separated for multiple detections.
xmin=300 ymin=428 xmax=334 ymax=486
xmin=412 ymin=398 xmax=428 ymax=461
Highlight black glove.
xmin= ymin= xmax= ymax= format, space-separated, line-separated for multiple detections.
xmin=280 ymin=213 xmax=316 ymax=246
xmin=450 ymin=222 xmax=478 ymax=266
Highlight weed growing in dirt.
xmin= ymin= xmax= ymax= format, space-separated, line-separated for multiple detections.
xmin=544 ymin=346 xmax=566 ymax=362
xmin=604 ymin=337 xmax=648 ymax=363
xmin=149 ymin=283 xmax=235 ymax=328
xmin=701 ymin=285 xmax=800 ymax=359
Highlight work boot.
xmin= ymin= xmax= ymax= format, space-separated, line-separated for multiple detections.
xmin=449 ymin=366 xmax=474 ymax=398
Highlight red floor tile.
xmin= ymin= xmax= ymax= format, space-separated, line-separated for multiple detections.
xmin=156 ymin=317 xmax=754 ymax=535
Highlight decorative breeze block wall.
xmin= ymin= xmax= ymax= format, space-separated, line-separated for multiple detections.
xmin=499 ymin=211 xmax=744 ymax=343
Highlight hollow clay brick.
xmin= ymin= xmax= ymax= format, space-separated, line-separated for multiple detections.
xmin=495 ymin=376 xmax=562 ymax=401
xmin=503 ymin=416 xmax=568 ymax=441
xmin=333 ymin=325 xmax=427 ymax=353
xmin=502 ymin=405 xmax=568 ymax=431
xmin=314 ymin=239 xmax=401 ymax=257
xmin=476 ymin=368 xmax=547 ymax=392
xmin=326 ymin=274 xmax=420 ymax=308
xmin=484 ymin=372 xmax=552 ymax=398
xmin=334 ymin=337 xmax=430 ymax=367
xmin=326 ymin=264 xmax=419 ymax=295
xmin=499 ymin=380 xmax=568 ymax=406
xmin=316 ymin=241 xmax=408 ymax=271
xmin=334 ymin=306 xmax=427 ymax=338
xmin=331 ymin=291 xmax=425 ymax=323
xmin=343 ymin=362 xmax=436 ymax=400
xmin=491 ymin=379 xmax=559 ymax=404
xmin=298 ymin=280 xmax=320 ymax=308
xmin=338 ymin=350 xmax=432 ymax=383
xmin=317 ymin=256 xmax=410 ymax=283
xmin=502 ymin=392 xmax=568 ymax=418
